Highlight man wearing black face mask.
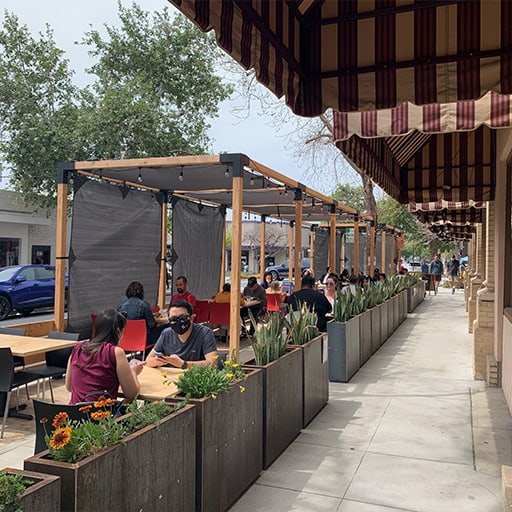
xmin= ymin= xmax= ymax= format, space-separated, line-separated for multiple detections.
xmin=145 ymin=300 xmax=217 ymax=369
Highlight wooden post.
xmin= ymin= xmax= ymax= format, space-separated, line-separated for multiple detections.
xmin=381 ymin=230 xmax=386 ymax=274
xmin=340 ymin=228 xmax=346 ymax=272
xmin=294 ymin=200 xmax=302 ymax=289
xmin=158 ymin=193 xmax=168 ymax=309
xmin=260 ymin=215 xmax=266 ymax=281
xmin=353 ymin=216 xmax=359 ymax=276
xmin=329 ymin=207 xmax=336 ymax=270
xmin=54 ymin=164 xmax=70 ymax=332
xmin=369 ymin=222 xmax=375 ymax=277
xmin=288 ymin=222 xmax=294 ymax=282
xmin=390 ymin=232 xmax=396 ymax=274
xmin=229 ymin=176 xmax=243 ymax=360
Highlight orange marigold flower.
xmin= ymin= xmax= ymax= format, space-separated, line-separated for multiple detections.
xmin=52 ymin=412 xmax=69 ymax=428
xmin=103 ymin=398 xmax=116 ymax=406
xmin=79 ymin=405 xmax=93 ymax=412
xmin=49 ymin=427 xmax=72 ymax=449
xmin=90 ymin=410 xmax=110 ymax=421
xmin=94 ymin=399 xmax=106 ymax=408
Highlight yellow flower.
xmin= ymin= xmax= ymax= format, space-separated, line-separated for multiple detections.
xmin=211 ymin=394 xmax=217 ymax=399
xmin=52 ymin=412 xmax=69 ymax=428
xmin=213 ymin=355 xmax=219 ymax=360
xmin=49 ymin=427 xmax=72 ymax=449
xmin=239 ymin=386 xmax=246 ymax=393
xmin=231 ymin=363 xmax=239 ymax=368
xmin=225 ymin=373 xmax=234 ymax=379
xmin=90 ymin=410 xmax=111 ymax=421
xmin=161 ymin=371 xmax=168 ymax=377
xmin=224 ymin=360 xmax=231 ymax=366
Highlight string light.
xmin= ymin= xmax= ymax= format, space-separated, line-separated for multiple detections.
xmin=250 ymin=176 xmax=255 ymax=186
xmin=225 ymin=166 xmax=230 ymax=178
xmin=179 ymin=166 xmax=184 ymax=182
xmin=137 ymin=169 xmax=143 ymax=183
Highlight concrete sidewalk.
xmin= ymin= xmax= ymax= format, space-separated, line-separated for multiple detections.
xmin=232 ymin=287 xmax=512 ymax=511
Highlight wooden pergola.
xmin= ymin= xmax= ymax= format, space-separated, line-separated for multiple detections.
xmin=55 ymin=154 xmax=368 ymax=358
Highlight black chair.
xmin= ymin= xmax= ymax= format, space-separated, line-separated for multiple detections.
xmin=32 ymin=399 xmax=89 ymax=454
xmin=0 ymin=327 xmax=27 ymax=367
xmin=22 ymin=332 xmax=79 ymax=402
xmin=0 ymin=348 xmax=39 ymax=438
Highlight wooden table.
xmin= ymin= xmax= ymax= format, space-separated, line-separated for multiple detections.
xmin=0 ymin=334 xmax=77 ymax=358
xmin=131 ymin=366 xmax=183 ymax=401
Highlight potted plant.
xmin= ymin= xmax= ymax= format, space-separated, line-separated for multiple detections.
xmin=166 ymin=356 xmax=263 ymax=512
xmin=327 ymin=288 xmax=361 ymax=382
xmin=244 ymin=312 xmax=303 ymax=469
xmin=0 ymin=468 xmax=60 ymax=512
xmin=286 ymin=303 xmax=329 ymax=427
xmin=24 ymin=398 xmax=196 ymax=512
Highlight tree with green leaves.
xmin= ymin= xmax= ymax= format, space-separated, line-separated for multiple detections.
xmin=0 ymin=3 xmax=233 ymax=210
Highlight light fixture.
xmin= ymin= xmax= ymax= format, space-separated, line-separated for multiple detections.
xmin=137 ymin=169 xmax=143 ymax=183
xmin=250 ymin=176 xmax=255 ymax=186
xmin=178 ymin=166 xmax=184 ymax=182
xmin=225 ymin=166 xmax=230 ymax=178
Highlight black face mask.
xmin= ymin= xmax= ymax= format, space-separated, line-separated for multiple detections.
xmin=169 ymin=315 xmax=191 ymax=335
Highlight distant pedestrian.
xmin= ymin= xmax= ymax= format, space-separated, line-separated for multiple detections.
xmin=446 ymin=255 xmax=460 ymax=295
xmin=429 ymin=255 xmax=444 ymax=293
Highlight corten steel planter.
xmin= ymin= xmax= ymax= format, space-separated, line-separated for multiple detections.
xmin=359 ymin=309 xmax=372 ymax=366
xmin=327 ymin=316 xmax=360 ymax=383
xmin=288 ymin=333 xmax=329 ymax=428
xmin=2 ymin=468 xmax=60 ymax=512
xmin=380 ymin=300 xmax=389 ymax=345
xmin=391 ymin=295 xmax=400 ymax=333
xmin=244 ymin=348 xmax=303 ymax=469
xmin=401 ymin=290 xmax=408 ymax=322
xmin=168 ymin=368 xmax=263 ymax=512
xmin=370 ymin=305 xmax=382 ymax=354
xmin=24 ymin=404 xmax=196 ymax=512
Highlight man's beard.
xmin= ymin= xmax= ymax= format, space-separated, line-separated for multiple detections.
xmin=176 ymin=288 xmax=184 ymax=294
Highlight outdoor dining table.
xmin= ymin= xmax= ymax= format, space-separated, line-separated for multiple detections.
xmin=0 ymin=333 xmax=77 ymax=358
xmin=123 ymin=366 xmax=184 ymax=401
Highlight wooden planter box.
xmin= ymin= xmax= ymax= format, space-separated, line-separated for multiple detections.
xmin=380 ymin=300 xmax=390 ymax=345
xmin=359 ymin=309 xmax=372 ymax=366
xmin=244 ymin=348 xmax=303 ymax=469
xmin=370 ymin=305 xmax=382 ymax=354
xmin=25 ymin=404 xmax=196 ymax=512
xmin=168 ymin=368 xmax=263 ymax=512
xmin=288 ymin=333 xmax=329 ymax=428
xmin=327 ymin=316 xmax=360 ymax=383
xmin=2 ymin=468 xmax=60 ymax=512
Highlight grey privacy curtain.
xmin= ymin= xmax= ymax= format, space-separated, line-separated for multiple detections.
xmin=67 ymin=175 xmax=163 ymax=338
xmin=313 ymin=229 xmax=329 ymax=279
xmin=171 ymin=197 xmax=224 ymax=301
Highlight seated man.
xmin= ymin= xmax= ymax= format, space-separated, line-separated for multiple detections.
xmin=170 ymin=275 xmax=197 ymax=310
xmin=241 ymin=276 xmax=267 ymax=334
xmin=145 ymin=300 xmax=217 ymax=369
xmin=286 ymin=276 xmax=332 ymax=332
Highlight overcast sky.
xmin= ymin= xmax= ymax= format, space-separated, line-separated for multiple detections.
xmin=1 ymin=0 xmax=331 ymax=190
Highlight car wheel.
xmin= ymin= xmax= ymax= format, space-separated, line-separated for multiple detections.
xmin=19 ymin=308 xmax=34 ymax=316
xmin=0 ymin=296 xmax=12 ymax=321
xmin=270 ymin=270 xmax=279 ymax=281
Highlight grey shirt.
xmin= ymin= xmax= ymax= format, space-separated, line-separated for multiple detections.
xmin=242 ymin=284 xmax=267 ymax=308
xmin=153 ymin=323 xmax=217 ymax=361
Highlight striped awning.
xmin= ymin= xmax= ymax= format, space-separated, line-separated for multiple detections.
xmin=413 ymin=207 xmax=484 ymax=225
xmin=408 ymin=200 xmax=484 ymax=212
xmin=168 ymin=0 xmax=512 ymax=117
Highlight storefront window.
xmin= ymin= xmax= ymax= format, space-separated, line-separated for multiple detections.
xmin=0 ymin=238 xmax=20 ymax=267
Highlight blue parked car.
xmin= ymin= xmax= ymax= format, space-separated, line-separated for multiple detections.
xmin=0 ymin=264 xmax=64 ymax=320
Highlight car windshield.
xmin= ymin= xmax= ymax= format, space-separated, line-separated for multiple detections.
xmin=0 ymin=267 xmax=20 ymax=281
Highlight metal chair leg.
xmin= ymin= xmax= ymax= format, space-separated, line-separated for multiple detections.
xmin=48 ymin=379 xmax=55 ymax=403
xmin=1 ymin=391 xmax=12 ymax=438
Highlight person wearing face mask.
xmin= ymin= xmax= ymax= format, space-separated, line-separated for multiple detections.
xmin=145 ymin=300 xmax=217 ymax=369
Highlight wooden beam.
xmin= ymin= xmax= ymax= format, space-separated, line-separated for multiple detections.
xmin=54 ymin=182 xmax=68 ymax=332
xmin=74 ymin=154 xmax=221 ymax=170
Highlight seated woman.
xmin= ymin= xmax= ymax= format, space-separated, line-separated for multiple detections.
xmin=65 ymin=309 xmax=144 ymax=404
xmin=323 ymin=274 xmax=338 ymax=305
xmin=117 ymin=281 xmax=166 ymax=345
xmin=260 ymin=271 xmax=273 ymax=290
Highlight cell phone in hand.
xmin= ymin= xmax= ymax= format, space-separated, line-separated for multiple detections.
xmin=153 ymin=350 xmax=164 ymax=356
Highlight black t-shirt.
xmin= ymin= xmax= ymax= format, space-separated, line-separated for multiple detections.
xmin=286 ymin=288 xmax=332 ymax=332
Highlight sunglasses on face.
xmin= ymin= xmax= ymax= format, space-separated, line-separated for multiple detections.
xmin=169 ymin=314 xmax=190 ymax=324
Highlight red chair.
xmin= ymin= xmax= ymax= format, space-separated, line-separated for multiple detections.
xmin=266 ymin=293 xmax=282 ymax=312
xmin=209 ymin=302 xmax=230 ymax=326
xmin=195 ymin=300 xmax=211 ymax=324
xmin=118 ymin=319 xmax=149 ymax=358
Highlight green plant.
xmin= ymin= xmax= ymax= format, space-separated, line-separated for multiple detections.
xmin=0 ymin=471 xmax=34 ymax=512
xmin=173 ymin=364 xmax=230 ymax=399
xmin=250 ymin=311 xmax=288 ymax=365
xmin=122 ymin=400 xmax=184 ymax=434
xmin=332 ymin=289 xmax=358 ymax=322
xmin=41 ymin=398 xmax=126 ymax=463
xmin=286 ymin=302 xmax=319 ymax=345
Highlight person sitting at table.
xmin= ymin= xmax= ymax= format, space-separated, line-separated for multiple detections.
xmin=117 ymin=281 xmax=167 ymax=345
xmin=323 ymin=274 xmax=338 ymax=306
xmin=241 ymin=276 xmax=267 ymax=335
xmin=66 ymin=309 xmax=144 ymax=405
xmin=286 ymin=276 xmax=332 ymax=332
xmin=260 ymin=271 xmax=273 ymax=290
xmin=214 ymin=282 xmax=245 ymax=305
xmin=170 ymin=276 xmax=197 ymax=310
xmin=145 ymin=300 xmax=217 ymax=369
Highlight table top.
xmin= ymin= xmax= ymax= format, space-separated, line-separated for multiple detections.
xmin=133 ymin=365 xmax=183 ymax=401
xmin=0 ymin=334 xmax=77 ymax=357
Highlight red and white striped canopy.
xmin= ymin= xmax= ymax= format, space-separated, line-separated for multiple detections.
xmin=168 ymin=0 xmax=512 ymax=117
